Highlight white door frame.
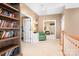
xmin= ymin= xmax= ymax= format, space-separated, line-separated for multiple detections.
xmin=21 ymin=12 xmax=33 ymax=43
xmin=23 ymin=18 xmax=31 ymax=43
xmin=43 ymin=20 xmax=56 ymax=37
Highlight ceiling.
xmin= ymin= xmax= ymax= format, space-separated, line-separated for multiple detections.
xmin=26 ymin=3 xmax=79 ymax=16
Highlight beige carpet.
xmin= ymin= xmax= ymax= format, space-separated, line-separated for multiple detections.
xmin=21 ymin=39 xmax=63 ymax=56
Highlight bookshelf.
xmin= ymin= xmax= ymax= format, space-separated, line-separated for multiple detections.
xmin=0 ymin=3 xmax=21 ymax=56
xmin=0 ymin=44 xmax=19 ymax=55
xmin=0 ymin=3 xmax=19 ymax=12
xmin=0 ymin=36 xmax=19 ymax=42
xmin=0 ymin=14 xmax=18 ymax=21
xmin=0 ymin=27 xmax=19 ymax=30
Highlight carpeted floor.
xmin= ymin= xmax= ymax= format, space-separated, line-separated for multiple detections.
xmin=21 ymin=39 xmax=63 ymax=56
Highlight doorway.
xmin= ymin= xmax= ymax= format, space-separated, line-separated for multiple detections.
xmin=43 ymin=20 xmax=56 ymax=40
xmin=23 ymin=18 xmax=31 ymax=43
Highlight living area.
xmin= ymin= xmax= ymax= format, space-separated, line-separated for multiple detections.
xmin=20 ymin=3 xmax=79 ymax=56
xmin=20 ymin=3 xmax=63 ymax=56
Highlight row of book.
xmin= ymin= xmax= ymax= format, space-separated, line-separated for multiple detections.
xmin=2 ymin=47 xmax=20 ymax=56
xmin=0 ymin=19 xmax=18 ymax=28
xmin=0 ymin=8 xmax=16 ymax=18
xmin=0 ymin=30 xmax=18 ymax=39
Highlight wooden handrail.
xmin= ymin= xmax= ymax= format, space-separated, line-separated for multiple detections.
xmin=64 ymin=32 xmax=79 ymax=41
xmin=68 ymin=35 xmax=79 ymax=41
xmin=61 ymin=31 xmax=79 ymax=40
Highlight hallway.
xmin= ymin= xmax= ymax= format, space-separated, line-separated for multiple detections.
xmin=21 ymin=39 xmax=63 ymax=56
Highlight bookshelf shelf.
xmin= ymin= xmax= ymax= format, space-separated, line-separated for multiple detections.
xmin=0 ymin=14 xmax=18 ymax=21
xmin=16 ymin=53 xmax=22 ymax=56
xmin=0 ymin=36 xmax=19 ymax=42
xmin=0 ymin=27 xmax=19 ymax=30
xmin=0 ymin=44 xmax=19 ymax=55
xmin=0 ymin=3 xmax=21 ymax=56
xmin=0 ymin=3 xmax=19 ymax=12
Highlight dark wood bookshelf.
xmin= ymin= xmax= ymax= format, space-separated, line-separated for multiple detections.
xmin=0 ymin=27 xmax=19 ymax=30
xmin=0 ymin=44 xmax=19 ymax=55
xmin=0 ymin=14 xmax=18 ymax=21
xmin=16 ymin=53 xmax=22 ymax=56
xmin=0 ymin=3 xmax=19 ymax=12
xmin=0 ymin=3 xmax=21 ymax=56
xmin=0 ymin=36 xmax=19 ymax=42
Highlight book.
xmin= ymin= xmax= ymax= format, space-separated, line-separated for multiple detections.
xmin=0 ymin=9 xmax=16 ymax=18
xmin=10 ymin=47 xmax=20 ymax=56
xmin=0 ymin=20 xmax=5 ymax=27
xmin=4 ymin=47 xmax=20 ymax=56
xmin=1 ymin=31 xmax=6 ymax=38
xmin=0 ymin=31 xmax=15 ymax=39
xmin=0 ymin=20 xmax=18 ymax=28
xmin=0 ymin=31 xmax=3 ymax=39
xmin=3 ymin=21 xmax=7 ymax=27
xmin=0 ymin=8 xmax=3 ymax=14
xmin=12 ymin=13 xmax=16 ymax=18
xmin=8 ymin=31 xmax=14 ymax=37
xmin=5 ymin=32 xmax=9 ymax=38
xmin=0 ymin=19 xmax=1 ymax=26
xmin=5 ymin=49 xmax=14 ymax=56
xmin=3 ymin=10 xmax=8 ymax=16
xmin=0 ymin=7 xmax=17 ymax=18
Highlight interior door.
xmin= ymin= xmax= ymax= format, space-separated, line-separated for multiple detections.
xmin=23 ymin=18 xmax=31 ymax=43
xmin=44 ymin=20 xmax=56 ymax=40
xmin=50 ymin=22 xmax=56 ymax=39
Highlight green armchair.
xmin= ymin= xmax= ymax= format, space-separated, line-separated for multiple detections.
xmin=39 ymin=32 xmax=46 ymax=41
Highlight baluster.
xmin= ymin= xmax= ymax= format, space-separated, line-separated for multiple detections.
xmin=77 ymin=41 xmax=79 ymax=55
